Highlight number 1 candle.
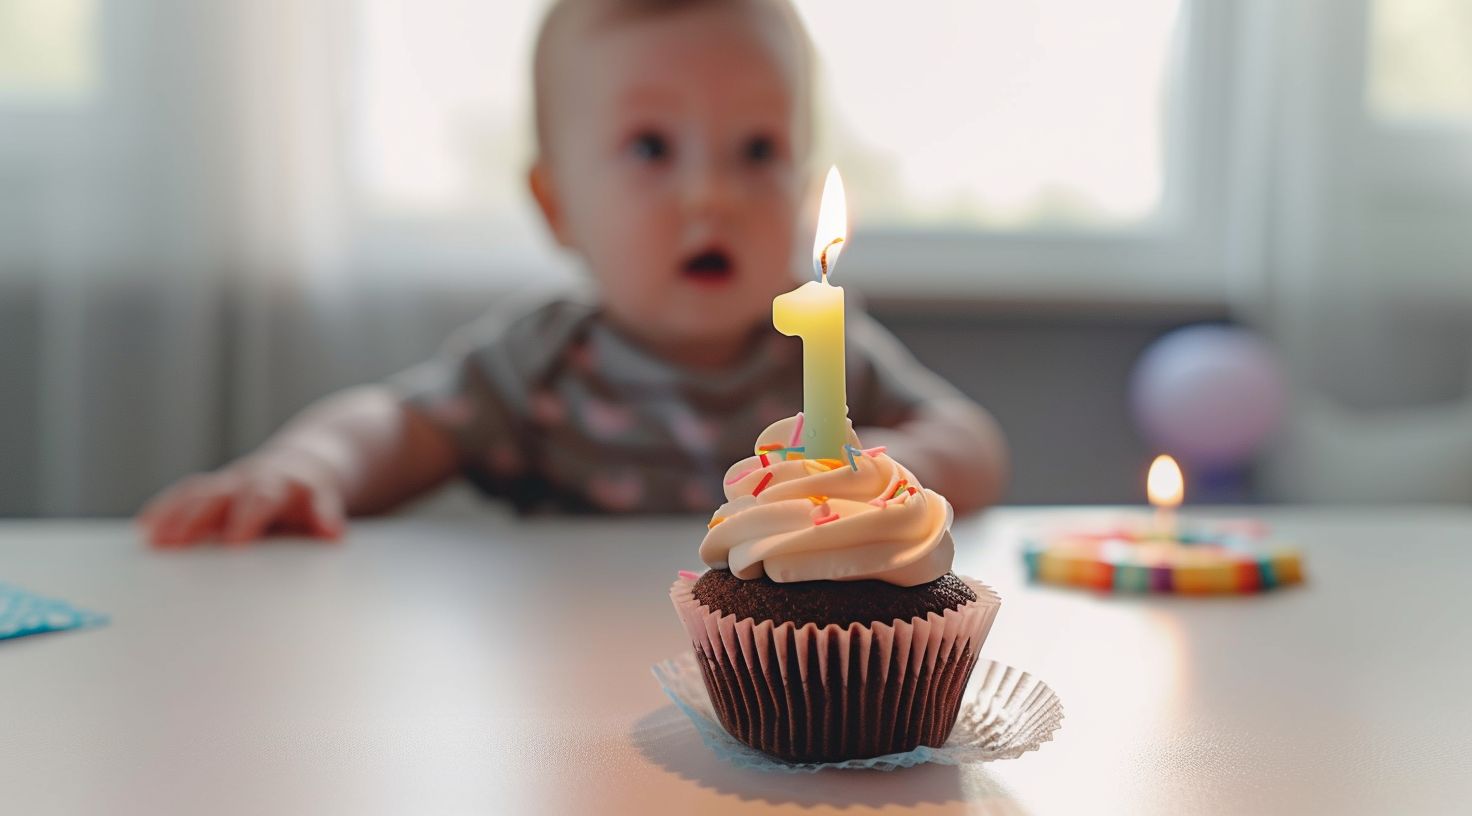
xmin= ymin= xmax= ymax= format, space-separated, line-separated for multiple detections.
xmin=773 ymin=166 xmax=849 ymax=459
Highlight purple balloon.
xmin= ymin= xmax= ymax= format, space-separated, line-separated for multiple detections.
xmin=1130 ymin=325 xmax=1287 ymax=467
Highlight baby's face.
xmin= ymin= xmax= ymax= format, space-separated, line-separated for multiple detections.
xmin=535 ymin=3 xmax=808 ymax=352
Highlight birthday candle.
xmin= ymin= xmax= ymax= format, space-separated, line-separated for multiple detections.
xmin=772 ymin=166 xmax=849 ymax=459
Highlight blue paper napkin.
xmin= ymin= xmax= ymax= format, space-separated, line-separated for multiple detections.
xmin=0 ymin=583 xmax=108 ymax=641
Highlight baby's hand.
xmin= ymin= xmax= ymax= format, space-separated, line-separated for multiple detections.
xmin=137 ymin=450 xmax=346 ymax=548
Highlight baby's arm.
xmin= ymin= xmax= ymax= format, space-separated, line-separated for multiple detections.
xmin=858 ymin=398 xmax=1008 ymax=516
xmin=848 ymin=313 xmax=1010 ymax=516
xmin=137 ymin=386 xmax=458 ymax=547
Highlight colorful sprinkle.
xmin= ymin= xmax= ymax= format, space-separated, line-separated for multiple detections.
xmin=759 ymin=453 xmax=770 ymax=467
xmin=862 ymin=446 xmax=888 ymax=457
xmin=907 ymin=486 xmax=918 ymax=495
xmin=707 ymin=516 xmax=726 ymax=529
xmin=889 ymin=479 xmax=909 ymax=499
xmin=843 ymin=445 xmax=860 ymax=471
xmin=753 ymin=472 xmax=774 ymax=496
xmin=806 ymin=495 xmax=829 ymax=505
xmin=724 ymin=466 xmax=757 ymax=486
xmin=814 ymin=458 xmax=846 ymax=470
xmin=789 ymin=412 xmax=804 ymax=447
xmin=678 ymin=570 xmax=700 ymax=580
xmin=814 ymin=512 xmax=840 ymax=526
xmin=757 ymin=443 xmax=784 ymax=452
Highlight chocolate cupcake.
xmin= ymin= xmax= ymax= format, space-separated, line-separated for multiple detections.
xmin=691 ymin=568 xmax=978 ymax=629
xmin=670 ymin=414 xmax=1001 ymax=763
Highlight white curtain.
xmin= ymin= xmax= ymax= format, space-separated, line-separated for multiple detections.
xmin=13 ymin=1 xmax=239 ymax=516
xmin=3 ymin=0 xmax=543 ymax=516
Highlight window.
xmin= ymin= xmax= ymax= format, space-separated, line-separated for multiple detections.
xmin=0 ymin=0 xmax=97 ymax=103
xmin=353 ymin=0 xmax=541 ymax=215
xmin=796 ymin=0 xmax=1182 ymax=231
xmin=355 ymin=0 xmax=1183 ymax=229
xmin=1354 ymin=0 xmax=1472 ymax=307
xmin=1366 ymin=0 xmax=1472 ymax=126
xmin=350 ymin=0 xmax=1208 ymax=300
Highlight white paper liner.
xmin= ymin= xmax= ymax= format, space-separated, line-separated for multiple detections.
xmin=669 ymin=574 xmax=1004 ymax=762
xmin=651 ymin=652 xmax=1064 ymax=772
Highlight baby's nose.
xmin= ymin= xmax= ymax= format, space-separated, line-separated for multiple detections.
xmin=680 ymin=163 xmax=738 ymax=219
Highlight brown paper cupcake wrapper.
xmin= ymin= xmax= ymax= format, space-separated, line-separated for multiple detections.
xmin=669 ymin=574 xmax=1001 ymax=763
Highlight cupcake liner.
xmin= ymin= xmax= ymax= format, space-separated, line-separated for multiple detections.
xmin=669 ymin=574 xmax=1001 ymax=763
xmin=651 ymin=652 xmax=1063 ymax=772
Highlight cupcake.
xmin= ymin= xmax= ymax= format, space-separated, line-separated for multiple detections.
xmin=670 ymin=414 xmax=1001 ymax=763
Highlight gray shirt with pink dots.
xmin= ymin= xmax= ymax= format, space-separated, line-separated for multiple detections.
xmin=392 ymin=286 xmax=965 ymax=514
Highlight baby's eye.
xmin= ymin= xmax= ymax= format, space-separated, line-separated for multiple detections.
xmin=744 ymin=135 xmax=777 ymax=164
xmin=630 ymin=131 xmax=671 ymax=162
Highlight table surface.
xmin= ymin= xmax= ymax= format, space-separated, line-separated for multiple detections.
xmin=3 ymin=501 xmax=1471 ymax=816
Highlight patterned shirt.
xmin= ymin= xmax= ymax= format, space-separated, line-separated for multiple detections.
xmin=392 ymin=285 xmax=964 ymax=514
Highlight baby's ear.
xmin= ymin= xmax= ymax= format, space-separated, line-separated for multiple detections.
xmin=529 ymin=161 xmax=573 ymax=249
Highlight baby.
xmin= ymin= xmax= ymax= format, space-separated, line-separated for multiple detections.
xmin=138 ymin=0 xmax=1009 ymax=546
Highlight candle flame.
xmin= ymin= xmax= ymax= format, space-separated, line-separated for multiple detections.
xmin=812 ymin=165 xmax=847 ymax=280
xmin=1147 ymin=455 xmax=1184 ymax=509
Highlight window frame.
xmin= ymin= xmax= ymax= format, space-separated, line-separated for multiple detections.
xmin=833 ymin=0 xmax=1238 ymax=308
xmin=336 ymin=0 xmax=1241 ymax=309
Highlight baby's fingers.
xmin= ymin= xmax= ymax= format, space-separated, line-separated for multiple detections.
xmin=152 ymin=490 xmax=232 ymax=548
xmin=141 ymin=477 xmax=217 ymax=547
xmin=273 ymin=479 xmax=346 ymax=541
xmin=137 ymin=474 xmax=210 ymax=529
xmin=221 ymin=486 xmax=287 ymax=544
xmin=306 ymin=488 xmax=346 ymax=540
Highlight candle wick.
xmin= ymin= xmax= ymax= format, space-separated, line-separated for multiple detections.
xmin=818 ymin=237 xmax=844 ymax=280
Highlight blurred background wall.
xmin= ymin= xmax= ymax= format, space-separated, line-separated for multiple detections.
xmin=2 ymin=0 xmax=1470 ymax=516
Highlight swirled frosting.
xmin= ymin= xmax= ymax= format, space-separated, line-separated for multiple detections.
xmin=699 ymin=415 xmax=955 ymax=586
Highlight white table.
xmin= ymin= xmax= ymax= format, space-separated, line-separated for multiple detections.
xmin=4 ymin=503 xmax=1471 ymax=815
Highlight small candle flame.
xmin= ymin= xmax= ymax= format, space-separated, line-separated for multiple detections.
xmin=1147 ymin=455 xmax=1184 ymax=509
xmin=812 ymin=166 xmax=847 ymax=280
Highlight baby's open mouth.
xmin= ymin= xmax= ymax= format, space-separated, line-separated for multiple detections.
xmin=681 ymin=248 xmax=735 ymax=284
